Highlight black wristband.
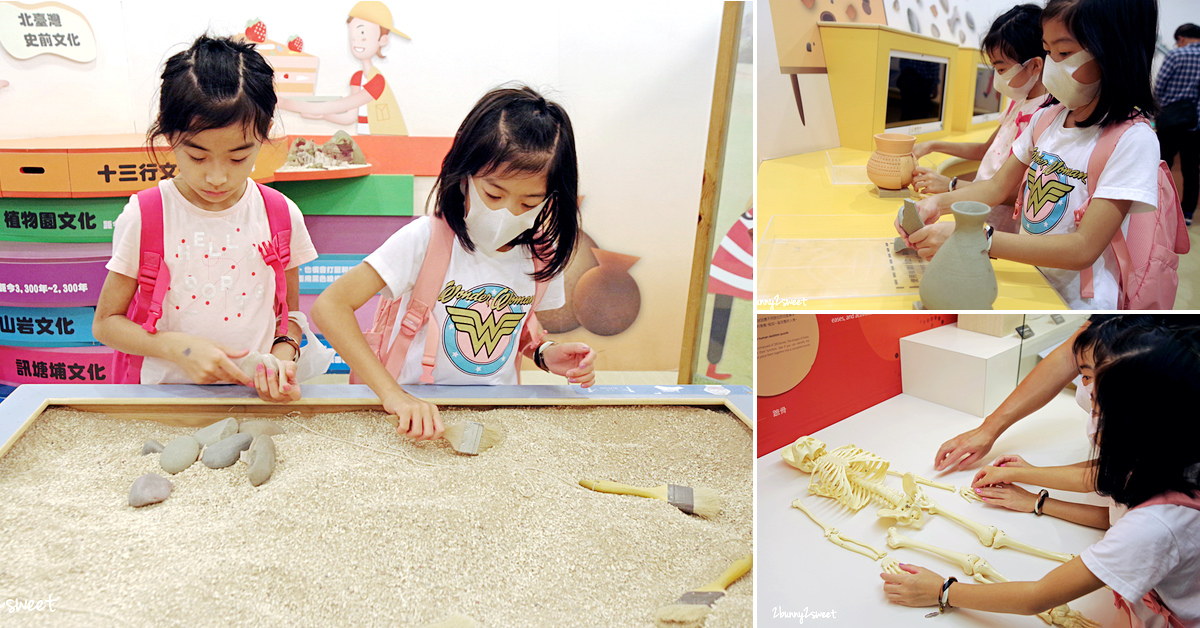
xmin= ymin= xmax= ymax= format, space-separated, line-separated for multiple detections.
xmin=272 ymin=335 xmax=300 ymax=360
xmin=533 ymin=341 xmax=554 ymax=372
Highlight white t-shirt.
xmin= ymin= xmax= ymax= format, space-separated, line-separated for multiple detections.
xmin=976 ymin=96 xmax=1046 ymax=181
xmin=364 ymin=217 xmax=566 ymax=386
xmin=107 ymin=180 xmax=318 ymax=384
xmin=1010 ymin=107 xmax=1160 ymax=309
xmin=1081 ymin=504 xmax=1200 ymax=627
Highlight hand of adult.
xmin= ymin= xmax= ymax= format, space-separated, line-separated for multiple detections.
xmin=933 ymin=427 xmax=997 ymax=472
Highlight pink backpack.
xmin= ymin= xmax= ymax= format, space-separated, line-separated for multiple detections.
xmin=1110 ymin=490 xmax=1200 ymax=628
xmin=1016 ymin=104 xmax=1190 ymax=309
xmin=350 ymin=216 xmax=549 ymax=385
xmin=112 ymin=183 xmax=293 ymax=383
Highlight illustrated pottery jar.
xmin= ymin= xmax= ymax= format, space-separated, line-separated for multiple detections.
xmin=538 ymin=231 xmax=599 ymax=333
xmin=918 ymin=201 xmax=998 ymax=309
xmin=867 ymin=133 xmax=917 ymax=190
xmin=574 ymin=248 xmax=641 ymax=336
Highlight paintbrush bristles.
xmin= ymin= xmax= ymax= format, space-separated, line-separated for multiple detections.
xmin=688 ymin=486 xmax=722 ymax=520
xmin=442 ymin=421 xmax=505 ymax=455
xmin=653 ymin=602 xmax=710 ymax=627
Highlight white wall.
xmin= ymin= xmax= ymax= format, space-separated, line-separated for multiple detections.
xmin=756 ymin=0 xmax=840 ymax=161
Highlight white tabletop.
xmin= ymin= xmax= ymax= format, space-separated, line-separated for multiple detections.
xmin=757 ymin=391 xmax=1115 ymax=627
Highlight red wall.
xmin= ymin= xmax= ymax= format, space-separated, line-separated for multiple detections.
xmin=757 ymin=314 xmax=956 ymax=457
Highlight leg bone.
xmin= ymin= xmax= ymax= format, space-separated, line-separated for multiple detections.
xmin=792 ymin=498 xmax=887 ymax=561
xmin=991 ymin=530 xmax=1076 ymax=563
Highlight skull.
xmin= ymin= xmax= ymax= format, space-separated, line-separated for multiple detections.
xmin=781 ymin=436 xmax=827 ymax=472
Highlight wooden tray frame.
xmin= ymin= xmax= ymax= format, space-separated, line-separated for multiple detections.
xmin=0 ymin=383 xmax=752 ymax=459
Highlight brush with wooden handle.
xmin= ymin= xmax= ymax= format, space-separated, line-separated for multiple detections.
xmin=443 ymin=421 xmax=504 ymax=455
xmin=578 ymin=480 xmax=722 ymax=519
xmin=654 ymin=554 xmax=753 ymax=627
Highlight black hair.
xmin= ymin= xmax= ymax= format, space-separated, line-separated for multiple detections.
xmin=432 ymin=85 xmax=579 ymax=282
xmin=982 ymin=4 xmax=1047 ymax=65
xmin=1073 ymin=315 xmax=1200 ymax=366
xmin=1175 ymin=23 xmax=1200 ymax=41
xmin=1042 ymin=0 xmax=1159 ymax=128
xmin=1091 ymin=326 xmax=1200 ymax=507
xmin=147 ymin=35 xmax=277 ymax=152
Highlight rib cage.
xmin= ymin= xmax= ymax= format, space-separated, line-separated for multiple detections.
xmin=807 ymin=444 xmax=903 ymax=511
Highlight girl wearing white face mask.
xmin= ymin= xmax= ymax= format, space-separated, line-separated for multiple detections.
xmin=969 ymin=316 xmax=1178 ymax=531
xmin=887 ymin=326 xmax=1200 ymax=628
xmin=911 ymin=4 xmax=1049 ymax=236
xmin=313 ymin=86 xmax=596 ymax=442
xmin=905 ymin=0 xmax=1163 ymax=310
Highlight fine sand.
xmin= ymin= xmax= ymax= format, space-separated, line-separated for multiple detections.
xmin=0 ymin=405 xmax=752 ymax=627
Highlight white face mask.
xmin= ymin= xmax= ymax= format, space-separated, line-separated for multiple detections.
xmin=463 ymin=177 xmax=546 ymax=253
xmin=1042 ymin=50 xmax=1100 ymax=110
xmin=1075 ymin=380 xmax=1094 ymax=414
xmin=993 ymin=60 xmax=1038 ymax=102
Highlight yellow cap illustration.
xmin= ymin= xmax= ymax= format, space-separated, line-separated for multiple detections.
xmin=348 ymin=1 xmax=410 ymax=40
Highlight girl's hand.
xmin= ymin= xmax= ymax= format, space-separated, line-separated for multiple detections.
xmin=382 ymin=390 xmax=443 ymax=441
xmin=975 ymin=482 xmax=1038 ymax=513
xmin=909 ymin=222 xmax=954 ymax=261
xmin=168 ymin=333 xmax=254 ymax=386
xmin=915 ymin=196 xmax=942 ymax=224
xmin=881 ymin=564 xmax=944 ymax=607
xmin=913 ymin=167 xmax=952 ymax=194
xmin=972 ymin=464 xmax=1015 ymax=488
xmin=253 ymin=357 xmax=300 ymax=403
xmin=913 ymin=141 xmax=938 ymax=159
xmin=543 ymin=342 xmax=597 ymax=388
xmin=992 ymin=454 xmax=1032 ymax=469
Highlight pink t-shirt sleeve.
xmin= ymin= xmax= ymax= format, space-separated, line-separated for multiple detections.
xmin=105 ymin=195 xmax=141 ymax=279
xmin=283 ymin=198 xmax=318 ymax=269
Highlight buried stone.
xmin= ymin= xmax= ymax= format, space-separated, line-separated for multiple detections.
xmin=160 ymin=435 xmax=201 ymax=474
xmin=141 ymin=439 xmax=164 ymax=455
xmin=202 ymin=433 xmax=253 ymax=469
xmin=239 ymin=420 xmax=285 ymax=438
xmin=245 ymin=435 xmax=276 ymax=487
xmin=194 ymin=417 xmax=239 ymax=447
xmin=129 ymin=473 xmax=173 ymax=507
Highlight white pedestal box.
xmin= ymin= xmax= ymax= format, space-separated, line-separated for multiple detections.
xmin=899 ymin=323 xmax=1020 ymax=417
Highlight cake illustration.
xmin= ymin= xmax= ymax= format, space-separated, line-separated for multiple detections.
xmin=236 ymin=19 xmax=319 ymax=96
xmin=277 ymin=131 xmax=368 ymax=171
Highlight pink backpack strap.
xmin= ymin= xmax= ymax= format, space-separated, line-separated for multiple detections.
xmin=113 ymin=187 xmax=170 ymax=383
xmin=1014 ymin=104 xmax=1066 ymax=220
xmin=255 ymin=183 xmax=292 ymax=336
xmin=1132 ymin=490 xmax=1200 ymax=511
xmin=1077 ymin=119 xmax=1137 ymax=301
xmin=378 ymin=217 xmax=455 ymax=384
xmin=129 ymin=187 xmax=171 ymax=335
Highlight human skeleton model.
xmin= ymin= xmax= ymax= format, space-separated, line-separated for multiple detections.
xmin=887 ymin=527 xmax=1100 ymax=628
xmin=782 ymin=437 xmax=1074 ymax=563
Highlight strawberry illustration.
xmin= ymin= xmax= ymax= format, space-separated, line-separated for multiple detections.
xmin=245 ymin=18 xmax=266 ymax=43
xmin=287 ymin=35 xmax=303 ymax=53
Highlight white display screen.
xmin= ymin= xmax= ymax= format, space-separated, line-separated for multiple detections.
xmin=973 ymin=64 xmax=1003 ymax=119
xmin=885 ymin=50 xmax=949 ymax=135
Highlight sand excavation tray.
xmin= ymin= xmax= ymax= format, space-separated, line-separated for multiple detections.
xmin=0 ymin=385 xmax=751 ymax=627
xmin=757 ymin=237 xmax=927 ymax=300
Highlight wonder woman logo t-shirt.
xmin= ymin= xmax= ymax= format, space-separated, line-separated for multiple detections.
xmin=365 ymin=217 xmax=565 ymax=386
xmin=1009 ymin=107 xmax=1159 ymax=309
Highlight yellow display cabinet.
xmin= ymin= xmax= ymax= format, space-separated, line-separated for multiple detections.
xmin=820 ymin=23 xmax=962 ymax=152
xmin=951 ymin=47 xmax=1004 ymax=133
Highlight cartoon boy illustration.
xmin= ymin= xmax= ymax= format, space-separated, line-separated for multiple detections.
xmin=277 ymin=1 xmax=408 ymax=135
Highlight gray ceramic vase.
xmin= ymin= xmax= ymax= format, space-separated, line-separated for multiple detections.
xmin=918 ymin=201 xmax=998 ymax=309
